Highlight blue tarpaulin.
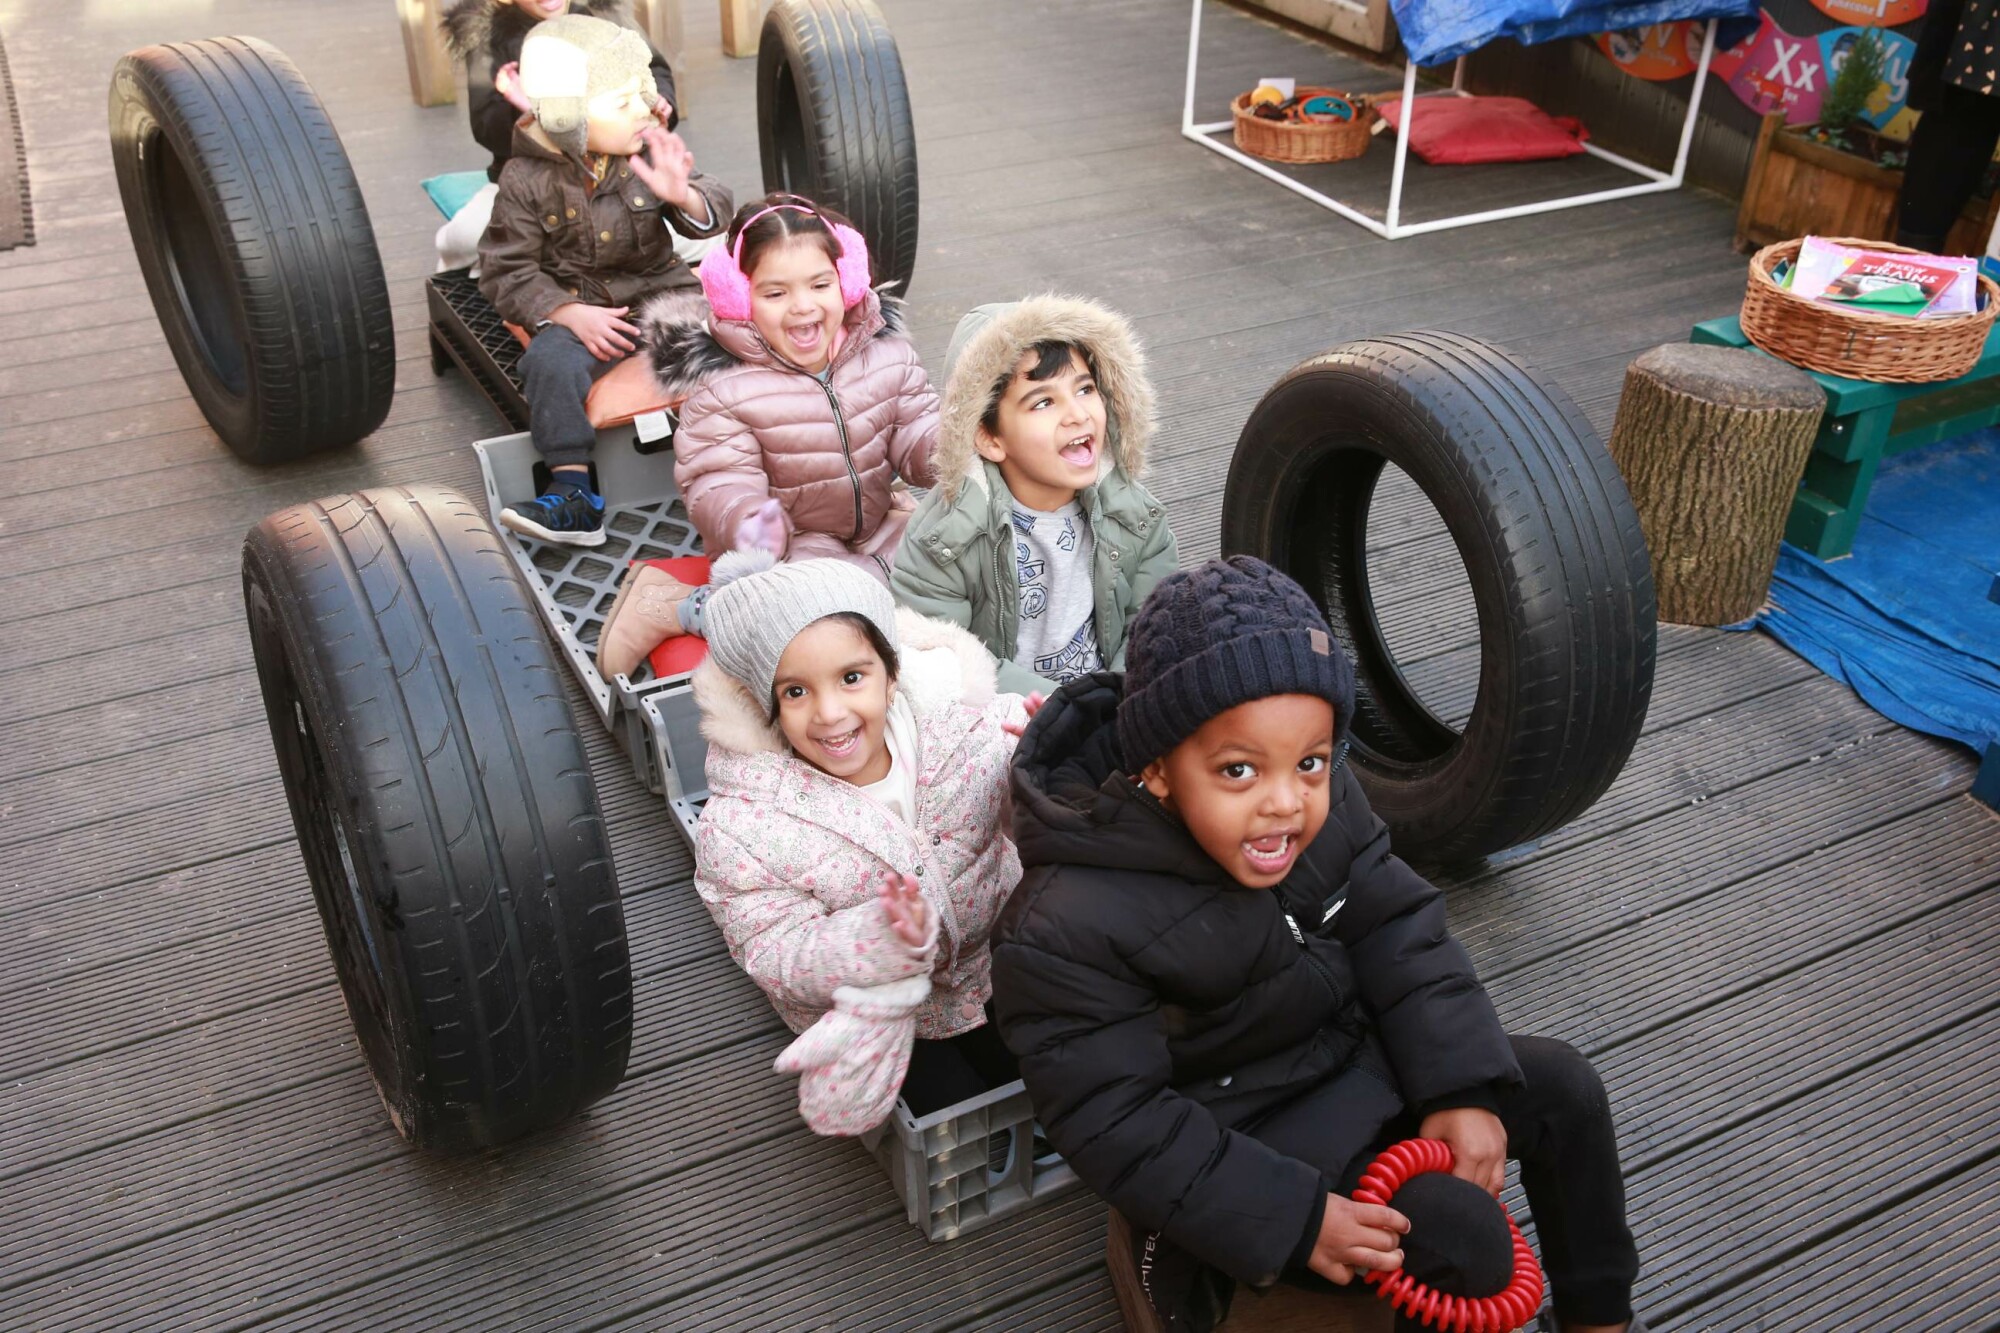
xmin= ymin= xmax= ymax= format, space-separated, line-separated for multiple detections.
xmin=1389 ymin=0 xmax=1758 ymax=67
xmin=1755 ymin=431 xmax=2000 ymax=760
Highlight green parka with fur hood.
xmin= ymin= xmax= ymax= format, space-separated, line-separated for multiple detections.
xmin=890 ymin=296 xmax=1178 ymax=696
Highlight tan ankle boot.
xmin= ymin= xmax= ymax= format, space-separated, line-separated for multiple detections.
xmin=596 ymin=565 xmax=694 ymax=681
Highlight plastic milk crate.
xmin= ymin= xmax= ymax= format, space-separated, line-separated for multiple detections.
xmin=473 ymin=427 xmax=1080 ymax=1240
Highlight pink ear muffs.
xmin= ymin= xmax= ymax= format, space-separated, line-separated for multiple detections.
xmin=698 ymin=204 xmax=873 ymax=322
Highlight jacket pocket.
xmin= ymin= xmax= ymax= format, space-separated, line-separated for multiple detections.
xmin=537 ymin=196 xmax=581 ymax=235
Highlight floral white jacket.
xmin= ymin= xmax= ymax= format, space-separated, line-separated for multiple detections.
xmin=691 ymin=609 xmax=1025 ymax=1042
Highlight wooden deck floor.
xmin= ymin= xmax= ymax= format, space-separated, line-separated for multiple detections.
xmin=2 ymin=1 xmax=1996 ymax=1329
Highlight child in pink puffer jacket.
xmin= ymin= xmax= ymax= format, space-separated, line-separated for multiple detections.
xmin=593 ymin=193 xmax=939 ymax=683
xmin=689 ymin=550 xmax=1032 ymax=1135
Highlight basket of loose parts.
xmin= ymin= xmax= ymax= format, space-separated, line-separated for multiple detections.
xmin=1231 ymin=88 xmax=1376 ymax=164
xmin=1741 ymin=236 xmax=1999 ymax=383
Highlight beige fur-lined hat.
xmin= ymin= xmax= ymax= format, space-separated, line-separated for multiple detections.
xmin=517 ymin=13 xmax=656 ymax=157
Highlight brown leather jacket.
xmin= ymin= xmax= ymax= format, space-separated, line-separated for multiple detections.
xmin=477 ymin=121 xmax=732 ymax=328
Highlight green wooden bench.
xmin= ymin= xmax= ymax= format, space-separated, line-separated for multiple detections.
xmin=1690 ymin=315 xmax=2000 ymax=560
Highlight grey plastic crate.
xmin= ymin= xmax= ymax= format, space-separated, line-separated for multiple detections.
xmin=474 ymin=427 xmax=712 ymax=806
xmin=866 ymin=1080 xmax=1079 ymax=1241
xmin=473 ymin=423 xmax=1081 ymax=1242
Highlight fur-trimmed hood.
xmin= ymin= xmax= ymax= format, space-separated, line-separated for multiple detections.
xmin=692 ymin=606 xmax=999 ymax=760
xmin=440 ymin=0 xmax=630 ymax=59
xmin=638 ymin=286 xmax=909 ymax=400
xmin=934 ymin=295 xmax=1156 ymax=502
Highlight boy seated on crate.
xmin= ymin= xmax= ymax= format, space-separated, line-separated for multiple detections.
xmin=438 ymin=0 xmax=694 ymax=274
xmin=992 ymin=556 xmax=1647 ymax=1333
xmin=477 ymin=13 xmax=733 ymax=548
xmin=891 ymin=297 xmax=1178 ymax=696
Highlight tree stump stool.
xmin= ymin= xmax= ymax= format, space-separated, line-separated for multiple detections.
xmin=1608 ymin=344 xmax=1824 ymax=626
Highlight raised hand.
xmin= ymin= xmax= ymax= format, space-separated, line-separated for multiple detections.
xmin=493 ymin=61 xmax=532 ymax=115
xmin=732 ymin=497 xmax=788 ymax=557
xmin=879 ymin=871 xmax=929 ymax=949
xmin=630 ymin=126 xmax=696 ymax=212
xmin=1001 ymin=692 xmax=1047 ymax=739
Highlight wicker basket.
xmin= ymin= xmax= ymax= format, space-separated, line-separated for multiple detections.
xmin=1231 ymin=90 xmax=1376 ymax=165
xmin=1741 ymin=236 xmax=1999 ymax=383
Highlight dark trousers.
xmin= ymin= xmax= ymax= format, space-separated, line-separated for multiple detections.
xmin=519 ymin=324 xmax=624 ymax=470
xmin=1897 ymin=84 xmax=2000 ymax=250
xmin=1264 ymin=1036 xmax=1639 ymax=1327
xmin=902 ymin=1020 xmax=1019 ymax=1117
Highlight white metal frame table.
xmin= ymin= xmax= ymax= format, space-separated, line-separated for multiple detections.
xmin=1180 ymin=0 xmax=1718 ymax=240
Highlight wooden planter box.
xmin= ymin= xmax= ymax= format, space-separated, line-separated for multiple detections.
xmin=1240 ymin=0 xmax=1397 ymax=53
xmin=1735 ymin=110 xmax=1998 ymax=254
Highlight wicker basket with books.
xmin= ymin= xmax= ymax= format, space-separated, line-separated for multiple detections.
xmin=1231 ymin=87 xmax=1376 ymax=164
xmin=1741 ymin=236 xmax=1998 ymax=383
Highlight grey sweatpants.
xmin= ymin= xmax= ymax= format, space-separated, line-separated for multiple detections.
xmin=519 ymin=325 xmax=625 ymax=470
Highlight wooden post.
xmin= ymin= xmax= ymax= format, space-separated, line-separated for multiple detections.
xmin=1609 ymin=344 xmax=1826 ymax=626
xmin=632 ymin=0 xmax=688 ymax=110
xmin=721 ymin=0 xmax=764 ymax=58
xmin=396 ymin=0 xmax=458 ymax=108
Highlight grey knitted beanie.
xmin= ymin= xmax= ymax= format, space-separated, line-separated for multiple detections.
xmin=701 ymin=551 xmax=900 ymax=708
xmin=1118 ymin=555 xmax=1356 ymax=768
xmin=518 ymin=14 xmax=656 ymax=158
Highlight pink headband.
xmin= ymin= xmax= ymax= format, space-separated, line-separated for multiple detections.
xmin=698 ymin=203 xmax=872 ymax=322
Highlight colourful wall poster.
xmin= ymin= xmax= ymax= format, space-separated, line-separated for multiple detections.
xmin=1595 ymin=22 xmax=1704 ymax=80
xmin=1711 ymin=10 xmax=1827 ymax=122
xmin=1809 ymin=0 xmax=1927 ymax=24
xmin=1818 ymin=24 xmax=1920 ymax=130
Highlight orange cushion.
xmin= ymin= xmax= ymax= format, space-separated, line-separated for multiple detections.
xmin=587 ymin=355 xmax=683 ymax=429
xmin=507 ymin=322 xmax=685 ymax=429
xmin=641 ymin=555 xmax=711 ymax=680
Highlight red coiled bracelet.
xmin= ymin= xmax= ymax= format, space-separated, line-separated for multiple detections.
xmin=1351 ymin=1138 xmax=1545 ymax=1333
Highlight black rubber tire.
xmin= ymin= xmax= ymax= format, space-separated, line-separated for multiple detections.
xmin=757 ymin=0 xmax=920 ymax=293
xmin=110 ymin=37 xmax=394 ymax=465
xmin=1222 ymin=331 xmax=1656 ymax=863
xmin=243 ymin=486 xmax=631 ymax=1150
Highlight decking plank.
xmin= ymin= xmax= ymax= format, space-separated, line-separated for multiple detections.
xmin=1 ymin=0 xmax=1991 ymax=1328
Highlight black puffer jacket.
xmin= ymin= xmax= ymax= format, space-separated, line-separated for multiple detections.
xmin=442 ymin=0 xmax=679 ymax=182
xmin=991 ymin=675 xmax=1520 ymax=1286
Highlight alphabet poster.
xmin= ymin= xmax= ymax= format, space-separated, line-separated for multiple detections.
xmin=1819 ymin=23 xmax=1920 ymax=130
xmin=1594 ymin=22 xmax=1705 ymax=81
xmin=1809 ymin=0 xmax=1926 ymax=24
xmin=1710 ymin=10 xmax=1828 ymax=121
xmin=1602 ymin=4 xmax=1929 ymax=133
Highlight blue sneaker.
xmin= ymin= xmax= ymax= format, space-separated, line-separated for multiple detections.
xmin=499 ymin=478 xmax=606 ymax=547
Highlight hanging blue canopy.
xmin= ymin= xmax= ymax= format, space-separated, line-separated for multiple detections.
xmin=1389 ymin=0 xmax=1758 ymax=67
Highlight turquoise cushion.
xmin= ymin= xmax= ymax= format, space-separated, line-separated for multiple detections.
xmin=422 ymin=170 xmax=492 ymax=220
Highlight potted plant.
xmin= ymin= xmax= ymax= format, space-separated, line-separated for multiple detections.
xmin=1733 ymin=28 xmax=1997 ymax=253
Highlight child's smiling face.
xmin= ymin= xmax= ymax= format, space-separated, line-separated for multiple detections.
xmin=747 ymin=235 xmax=845 ymax=373
xmin=1140 ymin=693 xmax=1336 ymax=888
xmin=773 ymin=617 xmax=895 ymax=786
xmin=976 ymin=347 xmax=1107 ymax=512
xmin=508 ymin=0 xmax=569 ymax=19
xmin=583 ymin=75 xmax=657 ymax=155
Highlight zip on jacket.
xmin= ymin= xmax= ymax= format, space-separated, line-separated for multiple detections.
xmin=816 ymin=378 xmax=865 ymax=543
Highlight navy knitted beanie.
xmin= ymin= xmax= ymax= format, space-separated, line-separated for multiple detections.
xmin=1118 ymin=555 xmax=1356 ymax=769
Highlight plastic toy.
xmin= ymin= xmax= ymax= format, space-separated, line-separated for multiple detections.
xmin=1353 ymin=1139 xmax=1545 ymax=1332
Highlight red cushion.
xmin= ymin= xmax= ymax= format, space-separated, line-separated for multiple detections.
xmin=640 ymin=555 xmax=712 ymax=680
xmin=1376 ymin=96 xmax=1588 ymax=165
